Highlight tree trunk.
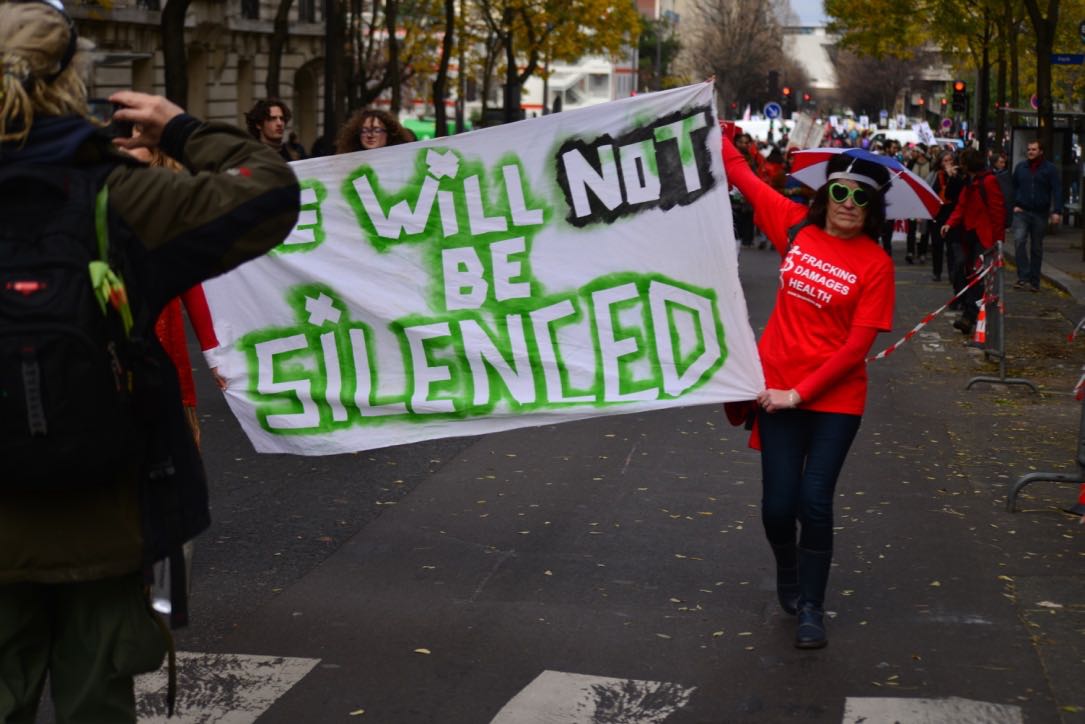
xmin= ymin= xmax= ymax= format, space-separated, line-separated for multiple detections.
xmin=266 ymin=0 xmax=296 ymax=99
xmin=324 ymin=0 xmax=346 ymax=142
xmin=386 ymin=0 xmax=401 ymax=113
xmin=433 ymin=0 xmax=455 ymax=136
xmin=455 ymin=15 xmax=466 ymax=132
xmin=481 ymin=32 xmax=499 ymax=116
xmin=1022 ymin=0 xmax=1059 ymax=154
xmin=995 ymin=44 xmax=1007 ymax=150
xmin=502 ymin=6 xmax=519 ymax=123
xmin=347 ymin=0 xmax=362 ymax=111
xmin=161 ymin=0 xmax=192 ymax=108
xmin=977 ymin=13 xmax=991 ymax=152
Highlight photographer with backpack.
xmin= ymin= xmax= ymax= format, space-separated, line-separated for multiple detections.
xmin=0 ymin=2 xmax=300 ymax=722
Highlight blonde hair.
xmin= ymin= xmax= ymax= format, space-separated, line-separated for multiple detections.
xmin=0 ymin=2 xmax=91 ymax=146
xmin=144 ymin=146 xmax=184 ymax=173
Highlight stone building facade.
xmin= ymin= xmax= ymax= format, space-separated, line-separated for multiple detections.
xmin=67 ymin=0 xmax=327 ymax=150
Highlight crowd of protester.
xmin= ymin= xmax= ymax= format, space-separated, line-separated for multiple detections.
xmin=729 ymin=123 xmax=1065 ymax=340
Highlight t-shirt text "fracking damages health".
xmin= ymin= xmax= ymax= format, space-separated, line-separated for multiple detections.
xmin=780 ymin=244 xmax=856 ymax=309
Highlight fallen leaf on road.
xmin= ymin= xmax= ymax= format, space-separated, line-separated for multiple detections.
xmin=414 ymin=648 xmax=431 ymax=655
xmin=1036 ymin=600 xmax=1064 ymax=609
xmin=712 ymin=631 xmax=724 ymax=637
xmin=656 ymin=633 xmax=672 ymax=639
xmin=349 ymin=709 xmax=365 ymax=716
xmin=929 ymin=581 xmax=941 ymax=587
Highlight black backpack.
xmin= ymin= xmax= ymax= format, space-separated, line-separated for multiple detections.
xmin=0 ymin=163 xmax=144 ymax=489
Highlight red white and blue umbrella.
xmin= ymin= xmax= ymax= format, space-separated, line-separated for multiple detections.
xmin=789 ymin=147 xmax=942 ymax=220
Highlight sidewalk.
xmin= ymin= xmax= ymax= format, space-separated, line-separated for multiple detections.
xmin=885 ymin=246 xmax=1085 ymax=723
xmin=1005 ymin=223 xmax=1085 ymax=307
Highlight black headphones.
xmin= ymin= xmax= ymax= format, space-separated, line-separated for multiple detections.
xmin=10 ymin=0 xmax=79 ymax=84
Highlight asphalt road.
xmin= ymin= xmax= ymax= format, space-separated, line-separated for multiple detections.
xmin=126 ymin=242 xmax=1085 ymax=723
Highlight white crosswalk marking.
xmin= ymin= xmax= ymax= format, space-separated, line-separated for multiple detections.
xmin=127 ymin=658 xmax=1027 ymax=721
xmin=843 ymin=696 xmax=1024 ymax=723
xmin=134 ymin=652 xmax=320 ymax=724
xmin=489 ymin=670 xmax=695 ymax=724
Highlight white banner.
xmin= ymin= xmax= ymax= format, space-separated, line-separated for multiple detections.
xmin=203 ymin=82 xmax=764 ymax=455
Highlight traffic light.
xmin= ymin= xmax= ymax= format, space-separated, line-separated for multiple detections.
xmin=781 ymin=86 xmax=793 ymax=112
xmin=951 ymin=81 xmax=967 ymax=112
xmin=941 ymin=97 xmax=948 ymax=108
xmin=802 ymin=92 xmax=811 ymax=104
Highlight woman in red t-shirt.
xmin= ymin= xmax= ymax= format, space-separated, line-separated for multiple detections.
xmin=722 ymin=134 xmax=896 ymax=649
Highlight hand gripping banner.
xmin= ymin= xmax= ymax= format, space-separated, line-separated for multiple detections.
xmin=203 ymin=82 xmax=764 ymax=455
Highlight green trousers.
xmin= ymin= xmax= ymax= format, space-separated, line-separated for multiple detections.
xmin=0 ymin=573 xmax=167 ymax=724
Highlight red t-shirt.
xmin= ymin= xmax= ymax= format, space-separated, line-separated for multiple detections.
xmin=723 ymin=139 xmax=895 ymax=415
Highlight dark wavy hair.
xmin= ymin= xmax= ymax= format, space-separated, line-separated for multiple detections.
xmin=806 ymin=153 xmax=889 ymax=240
xmin=244 ymin=98 xmax=291 ymax=139
xmin=958 ymin=147 xmax=985 ymax=174
xmin=335 ymin=109 xmax=411 ymax=154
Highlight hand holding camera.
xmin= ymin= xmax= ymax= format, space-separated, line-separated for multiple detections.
xmin=107 ymin=91 xmax=186 ymax=151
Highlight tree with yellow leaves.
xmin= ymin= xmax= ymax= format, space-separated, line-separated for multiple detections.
xmin=474 ymin=0 xmax=640 ymax=122
xmin=826 ymin=0 xmax=1080 ymax=152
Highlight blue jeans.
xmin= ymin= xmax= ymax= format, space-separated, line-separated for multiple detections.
xmin=1012 ymin=210 xmax=1047 ymax=286
xmin=758 ymin=409 xmax=862 ymax=552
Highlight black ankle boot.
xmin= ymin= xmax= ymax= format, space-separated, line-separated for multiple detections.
xmin=796 ymin=548 xmax=832 ymax=649
xmin=796 ymin=605 xmax=827 ymax=648
xmin=770 ymin=543 xmax=798 ymax=615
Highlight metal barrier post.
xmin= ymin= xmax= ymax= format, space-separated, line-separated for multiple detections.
xmin=1007 ymin=389 xmax=1085 ymax=511
xmin=966 ymin=242 xmax=1038 ymax=393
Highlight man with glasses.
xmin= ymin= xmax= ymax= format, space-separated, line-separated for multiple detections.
xmin=245 ymin=98 xmax=306 ymax=161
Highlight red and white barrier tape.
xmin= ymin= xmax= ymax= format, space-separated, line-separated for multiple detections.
xmin=867 ymin=259 xmax=995 ymax=362
xmin=1072 ymin=369 xmax=1085 ymax=401
xmin=1069 ymin=315 xmax=1085 ymax=344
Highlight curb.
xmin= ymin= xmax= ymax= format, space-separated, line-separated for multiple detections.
xmin=1003 ymin=246 xmax=1085 ymax=307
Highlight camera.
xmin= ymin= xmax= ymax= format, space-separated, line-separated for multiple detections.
xmin=88 ymin=97 xmax=134 ymax=139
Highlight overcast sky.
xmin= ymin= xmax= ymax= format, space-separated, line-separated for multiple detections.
xmin=790 ymin=0 xmax=827 ymax=25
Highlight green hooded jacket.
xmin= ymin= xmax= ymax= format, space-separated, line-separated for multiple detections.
xmin=0 ymin=113 xmax=300 ymax=584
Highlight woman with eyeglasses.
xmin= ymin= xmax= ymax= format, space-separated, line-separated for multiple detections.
xmin=721 ymin=129 xmax=895 ymax=649
xmin=927 ymin=150 xmax=963 ymax=285
xmin=334 ymin=108 xmax=412 ymax=154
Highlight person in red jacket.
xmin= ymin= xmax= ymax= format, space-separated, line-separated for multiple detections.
xmin=722 ymin=129 xmax=895 ymax=650
xmin=941 ymin=148 xmax=1005 ymax=336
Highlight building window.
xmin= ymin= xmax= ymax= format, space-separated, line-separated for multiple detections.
xmin=241 ymin=0 xmax=259 ymax=19
xmin=588 ymin=73 xmax=609 ymax=96
xmin=298 ymin=0 xmax=316 ymax=22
